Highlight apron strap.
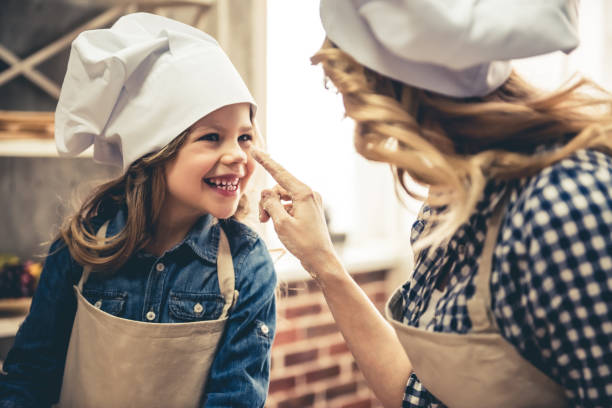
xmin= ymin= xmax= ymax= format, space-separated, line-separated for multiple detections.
xmin=217 ymin=226 xmax=238 ymax=319
xmin=77 ymin=220 xmax=110 ymax=291
xmin=467 ymin=188 xmax=512 ymax=333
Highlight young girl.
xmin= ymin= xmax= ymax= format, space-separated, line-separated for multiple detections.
xmin=0 ymin=13 xmax=276 ymax=408
xmin=253 ymin=1 xmax=611 ymax=407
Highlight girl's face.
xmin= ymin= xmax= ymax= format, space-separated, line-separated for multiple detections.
xmin=164 ymin=103 xmax=255 ymax=221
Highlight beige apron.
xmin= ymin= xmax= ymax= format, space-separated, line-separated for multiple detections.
xmin=57 ymin=223 xmax=238 ymax=408
xmin=385 ymin=191 xmax=569 ymax=408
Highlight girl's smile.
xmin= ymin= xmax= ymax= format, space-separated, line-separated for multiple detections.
xmin=203 ymin=174 xmax=243 ymax=196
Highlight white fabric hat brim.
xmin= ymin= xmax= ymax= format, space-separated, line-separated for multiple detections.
xmin=320 ymin=0 xmax=579 ymax=97
xmin=103 ymin=47 xmax=254 ymax=170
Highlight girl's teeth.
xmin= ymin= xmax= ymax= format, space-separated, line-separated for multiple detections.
xmin=206 ymin=177 xmax=240 ymax=188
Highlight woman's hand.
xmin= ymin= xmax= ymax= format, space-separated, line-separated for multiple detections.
xmin=251 ymin=147 xmax=413 ymax=406
xmin=250 ymin=147 xmax=340 ymax=278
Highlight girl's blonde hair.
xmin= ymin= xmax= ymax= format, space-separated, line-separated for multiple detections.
xmin=311 ymin=39 xmax=612 ymax=250
xmin=59 ymin=119 xmax=256 ymax=273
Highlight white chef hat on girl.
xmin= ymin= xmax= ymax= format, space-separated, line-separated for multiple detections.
xmin=55 ymin=12 xmax=256 ymax=171
xmin=320 ymin=0 xmax=580 ymax=97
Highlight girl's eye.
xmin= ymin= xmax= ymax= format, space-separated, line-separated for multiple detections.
xmin=197 ymin=133 xmax=219 ymax=142
xmin=238 ymin=134 xmax=253 ymax=143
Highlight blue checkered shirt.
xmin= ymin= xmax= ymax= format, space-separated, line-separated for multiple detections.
xmin=400 ymin=149 xmax=612 ymax=408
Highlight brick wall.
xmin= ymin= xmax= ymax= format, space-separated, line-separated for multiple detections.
xmin=266 ymin=270 xmax=390 ymax=408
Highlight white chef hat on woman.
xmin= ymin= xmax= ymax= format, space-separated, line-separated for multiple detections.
xmin=320 ymin=0 xmax=580 ymax=97
xmin=55 ymin=12 xmax=256 ymax=171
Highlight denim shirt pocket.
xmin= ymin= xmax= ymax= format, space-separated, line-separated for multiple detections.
xmin=168 ymin=291 xmax=225 ymax=322
xmin=82 ymin=289 xmax=127 ymax=317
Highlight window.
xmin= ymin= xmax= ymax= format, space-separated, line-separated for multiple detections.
xmin=266 ymin=0 xmax=419 ymax=260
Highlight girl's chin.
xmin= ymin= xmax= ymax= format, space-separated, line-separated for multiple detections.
xmin=213 ymin=213 xmax=236 ymax=220
xmin=208 ymin=206 xmax=239 ymax=220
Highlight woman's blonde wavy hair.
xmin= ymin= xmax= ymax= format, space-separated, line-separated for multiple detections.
xmin=58 ymin=118 xmax=257 ymax=273
xmin=311 ymin=39 xmax=612 ymax=250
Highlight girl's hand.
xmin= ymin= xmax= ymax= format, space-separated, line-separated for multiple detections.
xmin=250 ymin=147 xmax=340 ymax=278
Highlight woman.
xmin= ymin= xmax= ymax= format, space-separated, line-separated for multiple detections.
xmin=253 ymin=0 xmax=611 ymax=407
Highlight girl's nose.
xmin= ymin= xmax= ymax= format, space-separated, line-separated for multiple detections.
xmin=220 ymin=141 xmax=248 ymax=165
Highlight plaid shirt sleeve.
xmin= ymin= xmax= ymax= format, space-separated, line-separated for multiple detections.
xmin=403 ymin=373 xmax=446 ymax=408
xmin=497 ymin=149 xmax=612 ymax=407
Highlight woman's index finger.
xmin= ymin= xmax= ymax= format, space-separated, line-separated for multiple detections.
xmin=250 ymin=147 xmax=305 ymax=192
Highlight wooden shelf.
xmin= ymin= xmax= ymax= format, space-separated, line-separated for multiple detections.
xmin=0 ymin=139 xmax=94 ymax=157
xmin=0 ymin=111 xmax=54 ymax=140
xmin=0 ymin=314 xmax=26 ymax=338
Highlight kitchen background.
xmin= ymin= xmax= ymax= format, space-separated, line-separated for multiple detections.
xmin=1 ymin=1 xmax=611 ymax=407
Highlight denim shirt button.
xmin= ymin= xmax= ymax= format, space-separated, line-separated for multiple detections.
xmin=94 ymin=300 xmax=102 ymax=309
xmin=260 ymin=324 xmax=269 ymax=335
xmin=155 ymin=263 xmax=165 ymax=272
xmin=193 ymin=303 xmax=203 ymax=314
xmin=146 ymin=311 xmax=156 ymax=321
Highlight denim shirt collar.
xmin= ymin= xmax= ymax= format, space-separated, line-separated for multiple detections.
xmin=185 ymin=215 xmax=220 ymax=264
xmin=104 ymin=208 xmax=219 ymax=264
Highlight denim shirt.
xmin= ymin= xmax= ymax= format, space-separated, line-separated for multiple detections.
xmin=0 ymin=210 xmax=277 ymax=408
